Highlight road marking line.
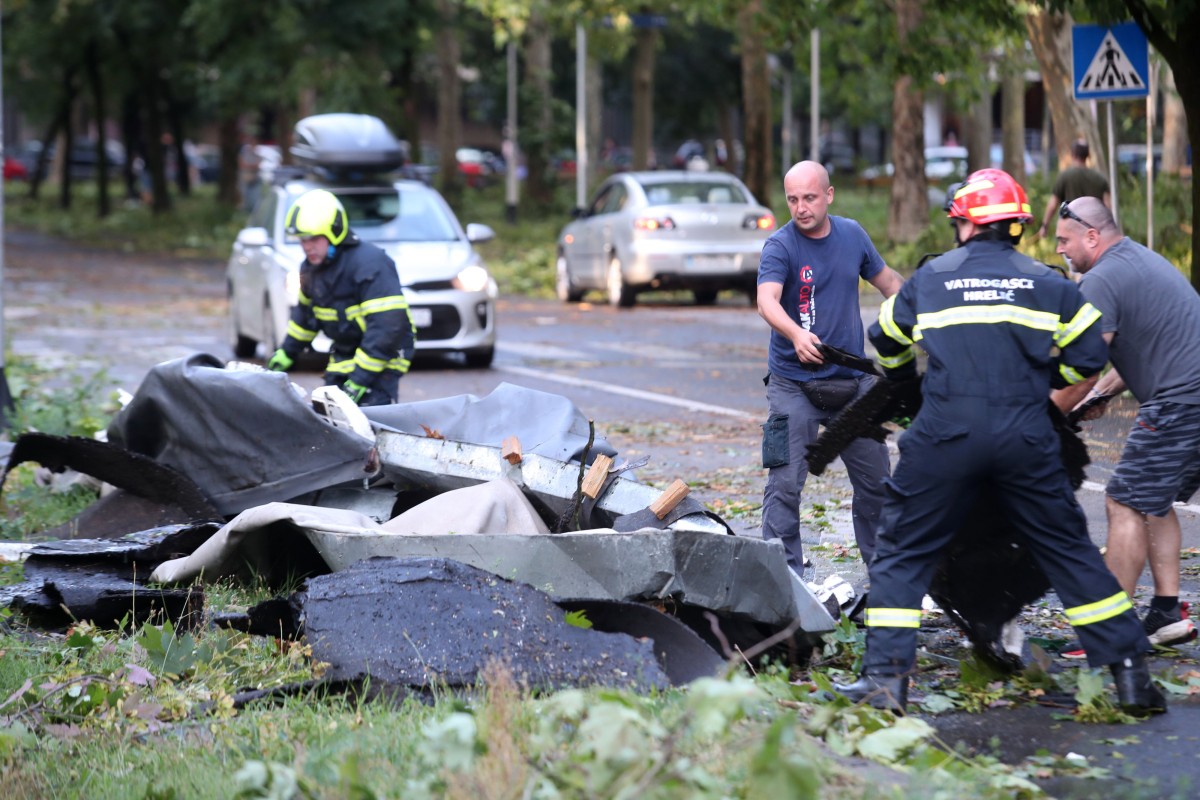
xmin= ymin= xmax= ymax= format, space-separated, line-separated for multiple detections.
xmin=496 ymin=365 xmax=759 ymax=421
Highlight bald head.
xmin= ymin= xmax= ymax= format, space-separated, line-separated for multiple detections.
xmin=1066 ymin=196 xmax=1118 ymax=236
xmin=784 ymin=160 xmax=830 ymax=190
xmin=1054 ymin=196 xmax=1123 ymax=274
xmin=783 ymin=161 xmax=834 ymax=237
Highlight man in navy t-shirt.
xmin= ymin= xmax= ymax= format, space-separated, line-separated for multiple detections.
xmin=757 ymin=160 xmax=903 ymax=574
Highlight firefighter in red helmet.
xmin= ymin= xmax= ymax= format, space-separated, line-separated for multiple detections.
xmin=833 ymin=169 xmax=1165 ymax=716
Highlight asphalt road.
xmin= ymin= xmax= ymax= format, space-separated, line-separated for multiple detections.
xmin=6 ymin=230 xmax=1200 ymax=797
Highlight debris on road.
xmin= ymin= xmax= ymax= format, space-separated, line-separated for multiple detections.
xmin=0 ymin=354 xmax=834 ymax=683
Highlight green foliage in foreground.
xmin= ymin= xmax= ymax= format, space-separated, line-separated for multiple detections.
xmin=0 ymin=612 xmax=1049 ymax=800
xmin=0 ymin=355 xmax=122 ymax=541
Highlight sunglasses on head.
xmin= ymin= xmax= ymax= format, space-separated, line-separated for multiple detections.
xmin=1059 ymin=202 xmax=1099 ymax=231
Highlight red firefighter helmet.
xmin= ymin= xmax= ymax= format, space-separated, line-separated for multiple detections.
xmin=944 ymin=168 xmax=1033 ymax=226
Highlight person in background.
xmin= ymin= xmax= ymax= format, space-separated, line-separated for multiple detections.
xmin=267 ymin=189 xmax=415 ymax=407
xmin=1037 ymin=139 xmax=1110 ymax=239
xmin=837 ymin=170 xmax=1163 ymax=717
xmin=1052 ymin=195 xmax=1200 ymax=658
xmin=756 ymin=160 xmax=903 ymax=576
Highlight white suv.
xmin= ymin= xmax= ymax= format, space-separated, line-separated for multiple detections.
xmin=226 ymin=115 xmax=498 ymax=368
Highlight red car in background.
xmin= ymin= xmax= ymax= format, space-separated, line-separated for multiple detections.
xmin=4 ymin=156 xmax=28 ymax=181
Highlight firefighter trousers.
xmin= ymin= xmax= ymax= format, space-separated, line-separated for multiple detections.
xmin=863 ymin=401 xmax=1150 ymax=673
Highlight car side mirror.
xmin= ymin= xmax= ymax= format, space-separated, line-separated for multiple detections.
xmin=236 ymin=227 xmax=271 ymax=248
xmin=465 ymin=222 xmax=496 ymax=244
xmin=571 ymin=207 xmax=587 ymax=219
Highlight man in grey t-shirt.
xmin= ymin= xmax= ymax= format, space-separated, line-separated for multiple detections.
xmin=1053 ymin=196 xmax=1200 ymax=653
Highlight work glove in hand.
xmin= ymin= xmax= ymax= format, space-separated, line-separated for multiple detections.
xmin=267 ymin=349 xmax=294 ymax=372
xmin=342 ymin=379 xmax=370 ymax=404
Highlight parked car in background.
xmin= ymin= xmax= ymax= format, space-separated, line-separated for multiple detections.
xmin=555 ymin=170 xmax=775 ymax=307
xmin=18 ymin=139 xmax=126 ymax=181
xmin=228 ymin=114 xmax=498 ymax=367
xmin=4 ymin=154 xmax=28 ymax=181
xmin=858 ymin=145 xmax=968 ymax=187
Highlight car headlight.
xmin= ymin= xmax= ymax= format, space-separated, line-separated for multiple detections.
xmin=453 ymin=264 xmax=490 ymax=293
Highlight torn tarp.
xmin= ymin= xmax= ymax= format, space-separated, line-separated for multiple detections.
xmin=104 ymin=354 xmax=377 ymax=517
xmin=362 ymin=382 xmax=618 ymax=464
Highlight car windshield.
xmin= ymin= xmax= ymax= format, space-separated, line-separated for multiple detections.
xmin=287 ymin=188 xmax=459 ymax=243
xmin=638 ymin=180 xmax=749 ymax=206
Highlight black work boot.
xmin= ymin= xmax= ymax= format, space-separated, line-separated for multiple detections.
xmin=833 ymin=673 xmax=908 ymax=714
xmin=1110 ymin=657 xmax=1167 ymax=716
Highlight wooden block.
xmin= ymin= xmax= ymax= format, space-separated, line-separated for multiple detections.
xmin=580 ymin=454 xmax=615 ymax=499
xmin=649 ymin=479 xmax=690 ymax=519
xmin=501 ymin=436 xmax=522 ymax=465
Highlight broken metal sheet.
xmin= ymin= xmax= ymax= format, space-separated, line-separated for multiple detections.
xmin=299 ymin=557 xmax=672 ymax=691
xmin=555 ymin=598 xmax=727 ymax=685
xmin=307 ymin=528 xmax=833 ymax=635
xmin=104 ymin=353 xmax=378 ymax=517
xmin=362 ymin=382 xmax=618 ymax=464
xmin=1 ymin=522 xmax=219 ymax=630
xmin=145 ymin=483 xmax=832 ymax=636
xmin=374 ymin=429 xmax=728 ymax=535
xmin=150 ymin=479 xmax=549 ymax=584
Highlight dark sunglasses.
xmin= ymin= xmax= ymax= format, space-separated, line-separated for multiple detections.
xmin=1059 ymin=202 xmax=1099 ymax=231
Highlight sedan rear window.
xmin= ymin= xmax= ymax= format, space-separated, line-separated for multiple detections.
xmin=639 ymin=181 xmax=749 ymax=206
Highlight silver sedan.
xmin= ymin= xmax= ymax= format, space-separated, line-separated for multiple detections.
xmin=555 ymin=170 xmax=776 ymax=307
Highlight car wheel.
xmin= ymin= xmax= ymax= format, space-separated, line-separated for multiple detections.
xmin=606 ymin=256 xmax=635 ymax=308
xmin=556 ymin=252 xmax=583 ymax=303
xmin=464 ymin=346 xmax=494 ymax=369
xmin=229 ymin=286 xmax=258 ymax=359
xmin=693 ymin=289 xmax=718 ymax=306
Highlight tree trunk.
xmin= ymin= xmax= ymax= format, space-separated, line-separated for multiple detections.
xmin=167 ymin=94 xmax=191 ymax=196
xmin=888 ymin=0 xmax=927 ymax=243
xmin=1121 ymin=0 xmax=1200 ymax=288
xmin=631 ymin=24 xmax=657 ymax=171
xmin=217 ymin=115 xmax=240 ymax=207
xmin=121 ymin=93 xmax=141 ymax=201
xmin=29 ymin=105 xmax=66 ymax=201
xmin=85 ymin=40 xmax=110 ymax=218
xmin=964 ymin=88 xmax=991 ymax=174
xmin=1161 ymin=66 xmax=1187 ymax=175
xmin=525 ymin=10 xmax=554 ymax=206
xmin=1025 ymin=7 xmax=1105 ymax=174
xmin=1001 ymin=47 xmax=1026 ymax=181
xmin=435 ymin=0 xmax=463 ymax=209
xmin=738 ymin=0 xmax=772 ymax=207
xmin=59 ymin=83 xmax=74 ymax=211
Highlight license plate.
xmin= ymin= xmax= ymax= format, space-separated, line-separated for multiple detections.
xmin=409 ymin=307 xmax=433 ymax=328
xmin=687 ymin=255 xmax=736 ymax=273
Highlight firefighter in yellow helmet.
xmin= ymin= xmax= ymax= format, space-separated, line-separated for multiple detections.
xmin=834 ymin=169 xmax=1164 ymax=716
xmin=267 ymin=189 xmax=415 ymax=405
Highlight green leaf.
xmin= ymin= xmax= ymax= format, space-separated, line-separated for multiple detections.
xmin=563 ymin=609 xmax=592 ymax=629
xmin=856 ymin=717 xmax=935 ymax=762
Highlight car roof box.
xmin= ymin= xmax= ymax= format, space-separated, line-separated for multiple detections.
xmin=290 ymin=114 xmax=407 ymax=173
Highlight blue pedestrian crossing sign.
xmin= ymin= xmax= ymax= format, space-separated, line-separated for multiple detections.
xmin=1073 ymin=21 xmax=1149 ymax=101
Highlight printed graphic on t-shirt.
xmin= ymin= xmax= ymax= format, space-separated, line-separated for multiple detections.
xmin=797 ymin=264 xmax=815 ymax=330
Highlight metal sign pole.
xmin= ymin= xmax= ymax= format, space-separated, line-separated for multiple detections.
xmin=0 ymin=13 xmax=14 ymax=428
xmin=575 ymin=24 xmax=587 ymax=213
xmin=1107 ymin=101 xmax=1119 ymax=226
